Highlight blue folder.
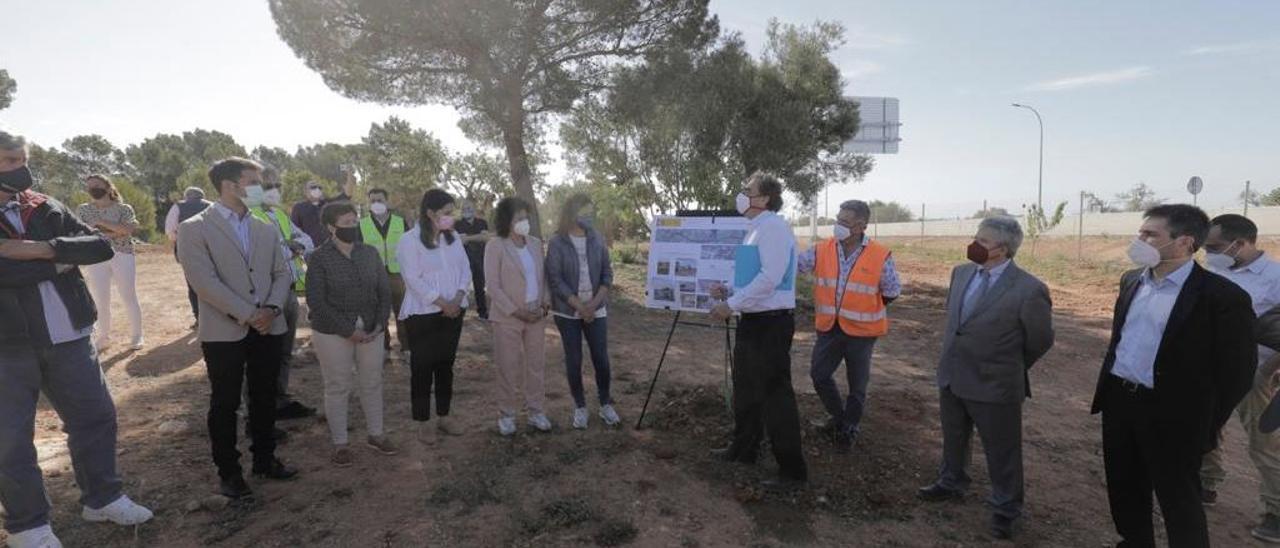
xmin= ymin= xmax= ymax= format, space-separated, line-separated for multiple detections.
xmin=733 ymin=245 xmax=795 ymax=290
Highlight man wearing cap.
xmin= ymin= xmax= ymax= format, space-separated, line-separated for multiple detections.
xmin=165 ymin=186 xmax=212 ymax=324
xmin=291 ymin=180 xmax=330 ymax=247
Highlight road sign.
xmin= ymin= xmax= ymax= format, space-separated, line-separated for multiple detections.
xmin=1187 ymin=176 xmax=1204 ymax=195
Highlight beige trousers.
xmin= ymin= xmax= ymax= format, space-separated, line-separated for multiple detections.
xmin=313 ymin=331 xmax=387 ymax=445
xmin=1202 ymin=356 xmax=1280 ymax=515
xmin=492 ymin=319 xmax=546 ymax=417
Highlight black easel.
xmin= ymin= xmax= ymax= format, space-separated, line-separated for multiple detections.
xmin=635 ymin=209 xmax=742 ymax=430
xmin=634 ymin=314 xmax=734 ymax=429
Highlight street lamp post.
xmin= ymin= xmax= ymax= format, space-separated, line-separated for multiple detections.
xmin=1011 ymin=103 xmax=1044 ymax=211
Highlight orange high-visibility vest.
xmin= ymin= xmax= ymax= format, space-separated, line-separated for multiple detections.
xmin=813 ymin=238 xmax=890 ymax=337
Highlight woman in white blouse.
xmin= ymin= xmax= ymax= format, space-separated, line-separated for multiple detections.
xmin=396 ymin=188 xmax=471 ymax=443
xmin=484 ymin=197 xmax=552 ymax=436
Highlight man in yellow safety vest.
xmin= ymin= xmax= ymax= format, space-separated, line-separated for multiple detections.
xmin=359 ymin=188 xmax=411 ymax=356
xmin=799 ymin=199 xmax=901 ymax=453
xmin=249 ymin=178 xmax=317 ymax=422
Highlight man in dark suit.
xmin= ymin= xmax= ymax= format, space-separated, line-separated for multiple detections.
xmin=1093 ymin=204 xmax=1255 ymax=548
xmin=917 ymin=216 xmax=1055 ymax=539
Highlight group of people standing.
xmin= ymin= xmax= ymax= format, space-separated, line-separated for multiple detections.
xmin=2 ymin=119 xmax=1278 ymax=547
xmin=169 ymin=157 xmax=622 ymax=498
xmin=715 ymin=174 xmax=1273 ymax=546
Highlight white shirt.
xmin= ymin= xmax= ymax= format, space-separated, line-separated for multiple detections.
xmin=1210 ymin=252 xmax=1280 ymax=365
xmin=213 ymin=202 xmax=252 ymax=258
xmin=727 ymin=211 xmax=797 ymax=313
xmin=164 ymin=204 xmax=181 ymax=242
xmin=2 ymin=200 xmax=93 ymax=344
xmin=552 ymin=235 xmax=607 ymax=319
xmin=518 ymin=245 xmax=540 ymax=306
xmin=1111 ymin=260 xmax=1195 ymax=388
xmin=396 ymin=227 xmax=472 ymax=319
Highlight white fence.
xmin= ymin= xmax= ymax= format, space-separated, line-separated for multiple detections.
xmin=795 ymin=206 xmax=1280 ymax=240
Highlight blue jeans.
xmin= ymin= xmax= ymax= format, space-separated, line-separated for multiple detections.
xmin=553 ymin=316 xmax=613 ymax=408
xmin=809 ymin=329 xmax=877 ymax=436
xmin=0 ymin=337 xmax=124 ymax=534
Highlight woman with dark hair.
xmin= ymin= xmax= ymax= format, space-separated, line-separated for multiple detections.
xmin=484 ymin=196 xmax=552 ymax=436
xmin=396 ymin=188 xmax=472 ymax=443
xmin=76 ymin=174 xmax=143 ymax=351
xmin=546 ymin=193 xmax=619 ymax=429
xmin=306 ymin=202 xmax=397 ymax=466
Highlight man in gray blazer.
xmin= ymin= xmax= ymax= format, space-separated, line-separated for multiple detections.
xmin=916 ymin=216 xmax=1055 ymax=540
xmin=178 ymin=157 xmax=299 ymax=499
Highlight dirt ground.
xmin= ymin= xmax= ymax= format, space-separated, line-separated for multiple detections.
xmin=4 ymin=236 xmax=1273 ymax=547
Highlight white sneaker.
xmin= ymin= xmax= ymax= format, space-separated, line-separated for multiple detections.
xmin=572 ymin=407 xmax=589 ymax=430
xmin=497 ymin=416 xmax=517 ymax=436
xmin=81 ymin=495 xmax=153 ymax=526
xmin=5 ymin=525 xmax=62 ymax=548
xmin=599 ymin=404 xmax=621 ymax=427
xmin=527 ymin=413 xmax=553 ymax=432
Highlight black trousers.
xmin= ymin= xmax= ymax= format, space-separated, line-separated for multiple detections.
xmin=466 ymin=249 xmax=488 ymax=318
xmin=1101 ymin=377 xmax=1209 ymax=548
xmin=406 ymin=311 xmax=465 ymax=421
xmin=728 ymin=311 xmax=807 ymax=481
xmin=202 ymin=331 xmax=283 ymax=479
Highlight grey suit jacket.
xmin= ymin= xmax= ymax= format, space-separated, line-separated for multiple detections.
xmin=937 ymin=261 xmax=1055 ymax=404
xmin=177 ymin=205 xmax=292 ymax=342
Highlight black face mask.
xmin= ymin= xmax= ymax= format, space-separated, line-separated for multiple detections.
xmin=0 ymin=166 xmax=34 ymax=194
xmin=334 ymin=226 xmax=361 ymax=244
xmin=88 ymin=188 xmax=109 ymax=200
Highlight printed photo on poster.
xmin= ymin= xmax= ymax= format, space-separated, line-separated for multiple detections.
xmin=674 ymin=259 xmax=698 ymax=278
xmin=651 ymin=279 xmax=676 ymax=302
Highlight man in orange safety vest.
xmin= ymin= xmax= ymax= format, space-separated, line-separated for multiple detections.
xmin=799 ymin=199 xmax=900 ymax=453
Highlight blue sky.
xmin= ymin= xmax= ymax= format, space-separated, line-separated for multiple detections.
xmin=1 ymin=0 xmax=1277 ymax=217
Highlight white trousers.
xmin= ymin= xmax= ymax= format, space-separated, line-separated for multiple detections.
xmin=84 ymin=252 xmax=143 ymax=344
xmin=313 ymin=332 xmax=387 ymax=445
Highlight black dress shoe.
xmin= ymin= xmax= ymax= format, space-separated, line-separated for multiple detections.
xmin=916 ymin=483 xmax=963 ymax=502
xmin=219 ymin=475 xmax=253 ymax=499
xmin=709 ymin=446 xmax=756 ymax=464
xmin=251 ymin=459 xmax=299 ymax=481
xmin=834 ymin=431 xmax=853 ymax=454
xmin=761 ymin=476 xmax=807 ymax=490
xmin=990 ymin=514 xmax=1016 ymax=540
xmin=275 ymin=401 xmax=316 ymax=420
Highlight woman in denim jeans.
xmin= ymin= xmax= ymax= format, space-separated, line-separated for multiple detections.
xmin=545 ymin=193 xmax=620 ymax=429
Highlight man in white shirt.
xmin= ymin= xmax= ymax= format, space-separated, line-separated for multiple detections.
xmin=1200 ymin=214 xmax=1280 ymax=542
xmin=1091 ymin=205 xmax=1255 ymax=548
xmin=709 ymin=172 xmax=807 ymax=487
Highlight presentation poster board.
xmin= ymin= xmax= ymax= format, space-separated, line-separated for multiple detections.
xmin=645 ymin=214 xmax=750 ymax=313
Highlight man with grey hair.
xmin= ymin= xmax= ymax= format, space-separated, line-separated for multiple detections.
xmin=917 ymin=216 xmax=1054 ymax=540
xmin=0 ymin=130 xmax=153 ymax=548
xmin=798 ymin=199 xmax=901 ymax=453
xmin=165 ymin=186 xmax=212 ymax=325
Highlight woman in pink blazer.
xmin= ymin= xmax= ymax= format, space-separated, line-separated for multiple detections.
xmin=483 ymin=197 xmax=551 ymax=436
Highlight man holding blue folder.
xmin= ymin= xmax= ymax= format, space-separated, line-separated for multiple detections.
xmin=709 ymin=171 xmax=807 ymax=488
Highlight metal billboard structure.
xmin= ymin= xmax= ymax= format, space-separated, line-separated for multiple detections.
xmin=844 ymin=96 xmax=901 ymax=154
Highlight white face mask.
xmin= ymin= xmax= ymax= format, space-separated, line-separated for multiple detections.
xmin=833 ymin=224 xmax=852 ymax=241
xmin=1126 ymin=238 xmax=1173 ymax=268
xmin=370 ymin=202 xmax=388 ymax=216
xmin=513 ymin=219 xmax=531 ymax=236
xmin=243 ymin=184 xmax=265 ymax=208
xmin=262 ymin=188 xmax=282 ymax=207
xmin=1205 ymin=252 xmax=1234 ymax=272
xmin=307 ymin=188 xmax=323 ymax=201
xmin=735 ymin=192 xmax=752 ymax=215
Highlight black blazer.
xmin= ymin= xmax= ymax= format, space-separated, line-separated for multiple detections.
xmin=1090 ymin=262 xmax=1256 ymax=451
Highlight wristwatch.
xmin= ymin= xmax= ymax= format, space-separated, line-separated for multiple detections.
xmin=264 ymin=305 xmax=282 ymax=316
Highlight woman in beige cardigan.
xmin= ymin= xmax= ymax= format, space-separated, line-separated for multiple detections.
xmin=484 ymin=197 xmax=552 ymax=436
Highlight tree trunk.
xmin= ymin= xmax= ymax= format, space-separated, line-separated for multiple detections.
xmin=500 ymin=117 xmax=541 ymax=238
